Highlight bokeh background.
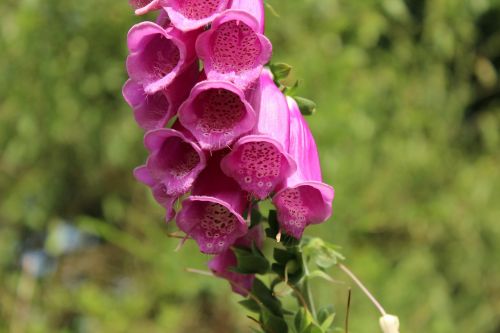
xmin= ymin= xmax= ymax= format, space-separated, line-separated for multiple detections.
xmin=1 ymin=0 xmax=500 ymax=332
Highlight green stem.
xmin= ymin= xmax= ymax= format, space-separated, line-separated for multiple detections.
xmin=303 ymin=278 xmax=317 ymax=321
xmin=301 ymin=255 xmax=317 ymax=321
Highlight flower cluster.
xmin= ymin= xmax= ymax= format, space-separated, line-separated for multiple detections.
xmin=123 ymin=0 xmax=334 ymax=296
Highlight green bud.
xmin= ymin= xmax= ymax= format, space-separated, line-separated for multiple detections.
xmin=293 ymin=96 xmax=317 ymax=116
xmin=270 ymin=63 xmax=293 ymax=81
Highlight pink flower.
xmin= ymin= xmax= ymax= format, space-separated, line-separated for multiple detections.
xmin=126 ymin=21 xmax=197 ymax=94
xmin=177 ymin=80 xmax=256 ymax=151
xmin=122 ymin=62 xmax=199 ymax=131
xmin=221 ymin=69 xmax=296 ymax=200
xmin=129 ymin=0 xmax=167 ymax=16
xmin=272 ymin=97 xmax=335 ymax=239
xmin=176 ymin=152 xmax=249 ymax=254
xmin=134 ymin=126 xmax=207 ymax=220
xmin=208 ymin=225 xmax=264 ymax=296
xmin=164 ymin=0 xmax=230 ymax=32
xmin=196 ymin=10 xmax=272 ymax=90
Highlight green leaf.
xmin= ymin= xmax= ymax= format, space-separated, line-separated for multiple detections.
xmin=272 ymin=248 xmax=305 ymax=285
xmin=304 ymin=323 xmax=324 ymax=333
xmin=262 ymin=308 xmax=289 ymax=333
xmin=308 ymin=270 xmax=337 ymax=283
xmin=265 ymin=210 xmax=280 ymax=239
xmin=320 ymin=314 xmax=335 ymax=331
xmin=270 ymin=63 xmax=293 ymax=81
xmin=293 ymin=96 xmax=317 ymax=116
xmin=284 ymin=80 xmax=299 ymax=96
xmin=252 ymin=279 xmax=284 ymax=317
xmin=250 ymin=207 xmax=263 ymax=227
xmin=317 ymin=307 xmax=336 ymax=331
xmin=294 ymin=309 xmax=313 ymax=333
xmin=300 ymin=238 xmax=345 ymax=269
xmin=232 ymin=246 xmax=270 ymax=275
xmin=239 ymin=299 xmax=261 ymax=313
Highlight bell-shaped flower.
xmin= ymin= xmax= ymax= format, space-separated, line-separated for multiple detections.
xmin=207 ymin=225 xmax=263 ymax=296
xmin=129 ymin=0 xmax=166 ymax=16
xmin=176 ymin=152 xmax=249 ymax=254
xmin=196 ymin=10 xmax=272 ymax=90
xmin=178 ymin=80 xmax=256 ymax=151
xmin=164 ymin=0 xmax=230 ymax=32
xmin=122 ymin=62 xmax=199 ymax=131
xmin=133 ymin=126 xmax=207 ymax=220
xmin=126 ymin=21 xmax=197 ymax=94
xmin=272 ymin=97 xmax=335 ymax=239
xmin=221 ymin=69 xmax=296 ymax=199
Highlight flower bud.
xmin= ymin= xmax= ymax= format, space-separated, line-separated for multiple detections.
xmin=379 ymin=314 xmax=400 ymax=333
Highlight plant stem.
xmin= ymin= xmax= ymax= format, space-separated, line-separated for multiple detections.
xmin=338 ymin=264 xmax=387 ymax=316
xmin=303 ymin=278 xmax=317 ymax=321
xmin=301 ymin=253 xmax=317 ymax=321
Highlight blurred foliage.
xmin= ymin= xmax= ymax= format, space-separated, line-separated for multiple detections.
xmin=1 ymin=0 xmax=499 ymax=332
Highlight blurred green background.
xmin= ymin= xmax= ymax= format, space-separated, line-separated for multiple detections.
xmin=1 ymin=0 xmax=500 ymax=332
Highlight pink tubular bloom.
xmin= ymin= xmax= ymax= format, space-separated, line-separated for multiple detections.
xmin=221 ymin=69 xmax=296 ymax=200
xmin=133 ymin=126 xmax=207 ymax=220
xmin=176 ymin=152 xmax=249 ymax=254
xmin=177 ymin=80 xmax=256 ymax=151
xmin=207 ymin=225 xmax=264 ymax=296
xmin=195 ymin=10 xmax=272 ymax=90
xmin=129 ymin=0 xmax=167 ymax=16
xmin=272 ymin=97 xmax=335 ymax=239
xmin=122 ymin=62 xmax=198 ymax=131
xmin=164 ymin=0 xmax=230 ymax=32
xmin=126 ymin=21 xmax=197 ymax=94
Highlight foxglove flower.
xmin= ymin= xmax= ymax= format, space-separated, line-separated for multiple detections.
xmin=134 ymin=126 xmax=207 ymax=220
xmin=164 ymin=0 xmax=230 ymax=32
xmin=272 ymin=97 xmax=335 ymax=239
xmin=129 ymin=0 xmax=166 ymax=16
xmin=221 ymin=69 xmax=296 ymax=199
xmin=177 ymin=80 xmax=256 ymax=151
xmin=196 ymin=10 xmax=272 ymax=89
xmin=208 ymin=225 xmax=264 ymax=296
xmin=122 ymin=62 xmax=198 ymax=131
xmin=177 ymin=152 xmax=249 ymax=254
xmin=126 ymin=21 xmax=197 ymax=94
